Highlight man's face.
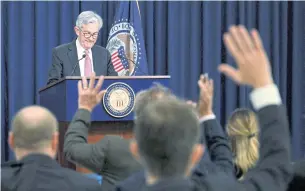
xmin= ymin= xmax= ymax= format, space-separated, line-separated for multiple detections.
xmin=75 ymin=22 xmax=99 ymax=49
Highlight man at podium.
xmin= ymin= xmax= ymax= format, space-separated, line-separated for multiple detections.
xmin=47 ymin=11 xmax=117 ymax=85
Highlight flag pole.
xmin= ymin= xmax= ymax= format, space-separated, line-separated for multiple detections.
xmin=135 ymin=0 xmax=142 ymax=21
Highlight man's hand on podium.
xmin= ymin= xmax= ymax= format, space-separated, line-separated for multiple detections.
xmin=78 ymin=72 xmax=106 ymax=112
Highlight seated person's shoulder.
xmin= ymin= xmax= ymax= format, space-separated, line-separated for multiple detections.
xmin=1 ymin=161 xmax=23 ymax=189
xmin=1 ymin=160 xmax=22 ymax=177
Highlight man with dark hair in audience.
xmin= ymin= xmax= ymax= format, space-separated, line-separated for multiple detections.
xmin=115 ymin=25 xmax=292 ymax=190
xmin=64 ymin=74 xmax=233 ymax=191
xmin=1 ymin=106 xmax=101 ymax=191
xmin=116 ymin=75 xmax=235 ymax=190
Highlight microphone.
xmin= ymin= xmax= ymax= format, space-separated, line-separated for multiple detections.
xmin=70 ymin=54 xmax=86 ymax=76
xmin=118 ymin=55 xmax=147 ymax=76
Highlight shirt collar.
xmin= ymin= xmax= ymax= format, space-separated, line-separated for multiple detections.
xmin=76 ymin=38 xmax=91 ymax=55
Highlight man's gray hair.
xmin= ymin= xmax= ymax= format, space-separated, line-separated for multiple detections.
xmin=134 ymin=83 xmax=175 ymax=117
xmin=134 ymin=98 xmax=201 ymax=177
xmin=76 ymin=11 xmax=103 ymax=30
xmin=11 ymin=106 xmax=58 ymax=151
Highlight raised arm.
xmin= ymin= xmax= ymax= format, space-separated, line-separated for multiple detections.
xmin=64 ymin=73 xmax=108 ymax=173
xmin=219 ymin=25 xmax=292 ymax=191
xmin=64 ymin=109 xmax=109 ymax=173
xmin=197 ymin=75 xmax=234 ymax=175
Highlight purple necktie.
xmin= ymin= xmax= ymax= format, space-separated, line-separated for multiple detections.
xmin=84 ymin=50 xmax=92 ymax=76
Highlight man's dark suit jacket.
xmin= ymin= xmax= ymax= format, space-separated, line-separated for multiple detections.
xmin=64 ymin=109 xmax=142 ymax=191
xmin=1 ymin=154 xmax=101 ymax=191
xmin=116 ymin=115 xmax=234 ymax=191
xmin=287 ymin=160 xmax=305 ymax=191
xmin=47 ymin=39 xmax=117 ymax=84
xmin=116 ymin=105 xmax=292 ymax=191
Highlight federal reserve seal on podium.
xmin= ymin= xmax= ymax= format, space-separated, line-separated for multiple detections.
xmin=103 ymin=82 xmax=135 ymax=118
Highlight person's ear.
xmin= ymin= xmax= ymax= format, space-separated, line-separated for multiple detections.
xmin=8 ymin=132 xmax=15 ymax=150
xmin=129 ymin=140 xmax=140 ymax=161
xmin=191 ymin=144 xmax=204 ymax=165
xmin=74 ymin=26 xmax=80 ymax=36
xmin=51 ymin=132 xmax=59 ymax=153
xmin=186 ymin=144 xmax=204 ymax=176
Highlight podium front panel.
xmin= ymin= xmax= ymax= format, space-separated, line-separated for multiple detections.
xmin=65 ymin=77 xmax=170 ymax=122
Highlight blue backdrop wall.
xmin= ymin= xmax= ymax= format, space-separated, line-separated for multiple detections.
xmin=2 ymin=1 xmax=305 ymax=161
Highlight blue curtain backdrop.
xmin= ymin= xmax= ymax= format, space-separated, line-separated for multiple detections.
xmin=2 ymin=1 xmax=305 ymax=161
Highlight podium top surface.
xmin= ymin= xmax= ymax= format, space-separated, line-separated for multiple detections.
xmin=39 ymin=75 xmax=170 ymax=92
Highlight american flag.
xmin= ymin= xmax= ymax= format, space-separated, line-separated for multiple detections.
xmin=111 ymin=46 xmax=129 ymax=73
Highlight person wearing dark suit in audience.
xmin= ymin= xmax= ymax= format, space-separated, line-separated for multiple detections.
xmin=115 ymin=26 xmax=292 ymax=191
xmin=63 ymin=78 xmax=227 ymax=191
xmin=1 ymin=106 xmax=101 ymax=191
xmin=226 ymin=108 xmax=259 ymax=180
xmin=63 ymin=74 xmax=141 ymax=191
xmin=116 ymin=76 xmax=235 ymax=190
xmin=47 ymin=11 xmax=117 ymax=85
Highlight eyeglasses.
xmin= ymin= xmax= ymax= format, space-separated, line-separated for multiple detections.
xmin=78 ymin=28 xmax=99 ymax=39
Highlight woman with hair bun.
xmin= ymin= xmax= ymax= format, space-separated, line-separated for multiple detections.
xmin=226 ymin=108 xmax=259 ymax=180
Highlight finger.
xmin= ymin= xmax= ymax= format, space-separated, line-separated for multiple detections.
xmin=251 ymin=29 xmax=264 ymax=51
xmin=229 ymin=26 xmax=248 ymax=55
xmin=209 ymin=79 xmax=214 ymax=92
xmin=88 ymin=72 xmax=96 ymax=90
xmin=78 ymin=80 xmax=82 ymax=95
xmin=82 ymin=76 xmax=88 ymax=89
xmin=199 ymin=74 xmax=205 ymax=84
xmin=97 ymin=90 xmax=107 ymax=102
xmin=203 ymin=73 xmax=208 ymax=82
xmin=94 ymin=76 xmax=105 ymax=93
xmin=198 ymin=78 xmax=206 ymax=90
xmin=218 ymin=64 xmax=241 ymax=83
xmin=238 ymin=25 xmax=255 ymax=52
xmin=223 ymin=33 xmax=241 ymax=61
xmin=201 ymin=74 xmax=209 ymax=85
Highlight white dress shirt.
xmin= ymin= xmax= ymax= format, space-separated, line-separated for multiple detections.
xmin=249 ymin=84 xmax=282 ymax=110
xmin=75 ymin=38 xmax=94 ymax=76
xmin=199 ymin=84 xmax=282 ymax=123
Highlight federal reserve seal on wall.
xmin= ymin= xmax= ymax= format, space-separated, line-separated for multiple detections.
xmin=103 ymin=82 xmax=135 ymax=118
xmin=106 ymin=20 xmax=142 ymax=76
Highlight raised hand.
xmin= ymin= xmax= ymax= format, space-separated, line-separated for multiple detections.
xmin=197 ymin=74 xmax=214 ymax=118
xmin=218 ymin=25 xmax=273 ymax=88
xmin=78 ymin=72 xmax=106 ymax=112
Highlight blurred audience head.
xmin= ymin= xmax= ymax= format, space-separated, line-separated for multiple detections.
xmin=130 ymin=95 xmax=204 ymax=184
xmin=226 ymin=108 xmax=259 ymax=178
xmin=9 ymin=106 xmax=58 ymax=160
xmin=134 ymin=83 xmax=175 ymax=117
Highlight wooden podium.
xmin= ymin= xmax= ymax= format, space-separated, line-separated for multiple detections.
xmin=38 ymin=76 xmax=170 ymax=173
